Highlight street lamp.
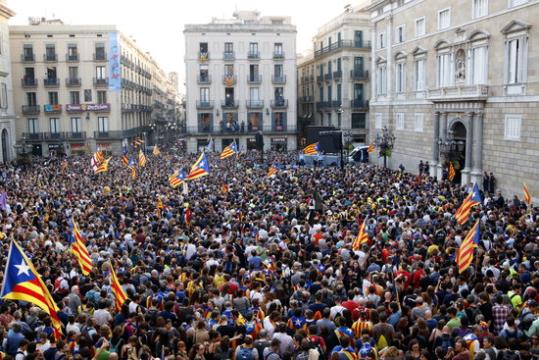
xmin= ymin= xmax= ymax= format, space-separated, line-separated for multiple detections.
xmin=375 ymin=126 xmax=396 ymax=168
xmin=438 ymin=129 xmax=465 ymax=161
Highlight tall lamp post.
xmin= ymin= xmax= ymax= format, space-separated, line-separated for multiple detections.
xmin=375 ymin=126 xmax=396 ymax=168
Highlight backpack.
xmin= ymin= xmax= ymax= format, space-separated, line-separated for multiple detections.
xmin=519 ymin=310 xmax=536 ymax=331
xmin=237 ymin=346 xmax=254 ymax=360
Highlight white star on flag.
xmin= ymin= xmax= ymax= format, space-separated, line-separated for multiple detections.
xmin=15 ymin=260 xmax=31 ymax=277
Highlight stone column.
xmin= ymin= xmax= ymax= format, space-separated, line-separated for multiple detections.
xmin=431 ymin=111 xmax=441 ymax=178
xmin=437 ymin=112 xmax=449 ymax=179
xmin=471 ymin=111 xmax=484 ymax=186
xmin=461 ymin=112 xmax=474 ymax=186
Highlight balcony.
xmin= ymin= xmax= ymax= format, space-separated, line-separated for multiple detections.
xmin=197 ymin=75 xmax=211 ymax=84
xmin=197 ymin=123 xmax=213 ymax=133
xmin=247 ymin=74 xmax=262 ymax=84
xmin=43 ymin=53 xmax=58 ymax=62
xmin=44 ymin=132 xmax=66 ymax=140
xmin=271 ymin=122 xmax=288 ymax=132
xmin=44 ymin=104 xmax=62 ymax=114
xmin=43 ymin=78 xmax=59 ymax=87
xmin=316 ymin=75 xmax=323 ymax=83
xmin=21 ymin=78 xmax=38 ymax=87
xmin=271 ymin=99 xmax=288 ymax=108
xmin=66 ymin=54 xmax=79 ymax=62
xmin=196 ymin=100 xmax=214 ymax=110
xmin=324 ymin=73 xmax=333 ymax=81
xmin=223 ymin=52 xmax=235 ymax=61
xmin=94 ymin=131 xmax=124 ymax=139
xmin=94 ymin=52 xmax=107 ymax=61
xmin=22 ymin=132 xmax=43 ymax=141
xmin=273 ymin=51 xmax=285 ymax=60
xmin=350 ymin=70 xmax=369 ymax=81
xmin=299 ymin=96 xmax=313 ymax=103
xmin=223 ymin=75 xmax=237 ymax=86
xmin=21 ymin=54 xmax=35 ymax=63
xmin=93 ymin=78 xmax=108 ymax=87
xmin=246 ymin=100 xmax=264 ymax=109
xmin=67 ymin=132 xmax=86 ymax=140
xmin=314 ymin=40 xmax=372 ymax=59
xmin=351 ymin=99 xmax=369 ymax=109
xmin=333 ymin=70 xmax=343 ymax=81
xmin=247 ymin=51 xmax=260 ymax=60
xmin=198 ymin=52 xmax=209 ymax=62
xmin=316 ymin=101 xmax=332 ymax=111
xmin=272 ymin=75 xmax=286 ymax=84
xmin=66 ymin=78 xmax=81 ymax=87
xmin=221 ymin=100 xmax=239 ymax=109
xmin=22 ymin=105 xmax=40 ymax=115
xmin=332 ymin=101 xmax=343 ymax=109
xmin=427 ymin=85 xmax=489 ymax=100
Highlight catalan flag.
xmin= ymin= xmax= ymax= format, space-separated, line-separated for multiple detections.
xmin=523 ymin=183 xmax=532 ymax=205
xmin=303 ymin=142 xmax=320 ymax=155
xmin=70 ymin=220 xmax=93 ymax=276
xmin=91 ymin=151 xmax=103 ymax=172
xmin=138 ymin=149 xmax=147 ymax=167
xmin=156 ymin=198 xmax=165 ymax=216
xmin=352 ymin=219 xmax=369 ymax=251
xmin=109 ymin=262 xmax=128 ymax=311
xmin=1 ymin=240 xmax=63 ymax=339
xmin=367 ymin=144 xmax=376 ymax=153
xmin=456 ymin=220 xmax=480 ymax=273
xmin=448 ymin=162 xmax=456 ymax=182
xmin=95 ymin=150 xmax=105 ymax=163
xmin=220 ymin=141 xmax=238 ymax=160
xmin=121 ymin=147 xmax=129 ymax=167
xmin=187 ymin=152 xmax=210 ymax=181
xmin=267 ymin=165 xmax=278 ymax=177
xmin=455 ymin=183 xmax=481 ymax=225
xmin=133 ymin=137 xmax=144 ymax=147
xmin=221 ymin=183 xmax=229 ymax=194
xmin=94 ymin=157 xmax=111 ymax=174
xmin=168 ymin=170 xmax=186 ymax=188
xmin=153 ymin=145 xmax=161 ymax=156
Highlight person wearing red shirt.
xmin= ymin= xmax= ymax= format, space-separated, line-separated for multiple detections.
xmin=412 ymin=262 xmax=426 ymax=289
xmin=342 ymin=292 xmax=361 ymax=321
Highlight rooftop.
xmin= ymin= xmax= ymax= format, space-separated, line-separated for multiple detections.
xmin=184 ymin=10 xmax=296 ymax=33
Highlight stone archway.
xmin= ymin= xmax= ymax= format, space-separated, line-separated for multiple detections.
xmin=1 ymin=129 xmax=8 ymax=164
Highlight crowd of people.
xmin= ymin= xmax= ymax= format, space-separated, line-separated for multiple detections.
xmin=0 ymin=143 xmax=537 ymax=360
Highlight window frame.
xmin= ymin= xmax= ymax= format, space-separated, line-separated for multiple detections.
xmin=395 ymin=25 xmax=405 ymax=44
xmin=472 ymin=0 xmax=488 ymax=19
xmin=396 ymin=113 xmax=405 ymax=130
xmin=415 ymin=17 xmax=426 ymax=37
xmin=71 ymin=117 xmax=81 ymax=133
xmin=414 ymin=113 xmax=424 ymax=132
xmin=437 ymin=8 xmax=451 ymax=31
xmin=375 ymin=113 xmax=383 ymax=130
xmin=504 ymin=114 xmax=522 ymax=140
xmin=49 ymin=117 xmax=60 ymax=133
xmin=97 ymin=116 xmax=109 ymax=133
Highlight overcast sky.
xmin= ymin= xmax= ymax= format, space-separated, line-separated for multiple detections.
xmin=10 ymin=0 xmax=369 ymax=91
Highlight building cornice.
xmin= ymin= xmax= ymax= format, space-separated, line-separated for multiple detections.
xmin=184 ymin=24 xmax=296 ymax=34
xmin=0 ymin=3 xmax=15 ymax=20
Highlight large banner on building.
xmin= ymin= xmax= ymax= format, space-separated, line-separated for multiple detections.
xmin=108 ymin=31 xmax=121 ymax=91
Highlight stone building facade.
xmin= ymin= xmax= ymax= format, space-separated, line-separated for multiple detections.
xmin=368 ymin=0 xmax=539 ymax=199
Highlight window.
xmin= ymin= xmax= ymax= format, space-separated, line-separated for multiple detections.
xmin=49 ymin=118 xmax=60 ymax=133
xmin=224 ymin=64 xmax=234 ymax=76
xmin=396 ymin=113 xmax=405 ymax=130
xmin=0 ymin=83 xmax=7 ymax=109
xmin=68 ymin=67 xmax=79 ymax=81
xmin=199 ymin=42 xmax=208 ymax=53
xmin=396 ymin=25 xmax=405 ymax=43
xmin=98 ymin=117 xmax=109 ymax=133
xmin=375 ymin=114 xmax=382 ymax=129
xmin=28 ymin=118 xmax=38 ymax=133
xmin=97 ymin=91 xmax=107 ymax=104
xmin=510 ymin=0 xmax=528 ymax=6
xmin=376 ymin=64 xmax=387 ymax=95
xmin=23 ymin=44 xmax=33 ymax=60
xmin=437 ymin=53 xmax=452 ymax=87
xmin=354 ymin=57 xmax=364 ymax=73
xmin=473 ymin=0 xmax=488 ymax=18
xmin=70 ymin=91 xmax=80 ymax=105
xmin=96 ymin=66 xmax=106 ymax=79
xmin=504 ymin=115 xmax=521 ymax=140
xmin=507 ymin=38 xmax=525 ymax=84
xmin=45 ymin=44 xmax=56 ymax=60
xmin=249 ymin=64 xmax=259 ymax=81
xmin=352 ymin=113 xmax=366 ymax=129
xmin=249 ymin=42 xmax=258 ymax=54
xmin=379 ymin=32 xmax=385 ymax=49
xmin=71 ymin=117 xmax=81 ymax=133
xmin=337 ymin=113 xmax=341 ymax=128
xmin=414 ymin=113 xmax=424 ymax=132
xmin=247 ymin=112 xmax=262 ymax=131
xmin=67 ymin=44 xmax=78 ymax=58
xmin=84 ymin=89 xmax=92 ymax=102
xmin=327 ymin=85 xmax=332 ymax=102
xmin=274 ymin=64 xmax=283 ymax=77
xmin=274 ymin=43 xmax=283 ymax=55
xmin=26 ymin=92 xmax=37 ymax=106
xmin=354 ymin=84 xmax=364 ymax=100
xmin=249 ymin=87 xmax=259 ymax=100
xmin=224 ymin=42 xmax=233 ymax=54
xmin=95 ymin=43 xmax=105 ymax=60
xmin=395 ymin=63 xmax=405 ymax=93
xmin=337 ymin=84 xmax=342 ymax=102
xmin=471 ymin=46 xmax=488 ymax=85
xmin=415 ymin=17 xmax=426 ymax=37
xmin=438 ymin=8 xmax=450 ymax=30
xmin=274 ymin=87 xmax=284 ymax=101
xmin=200 ymin=87 xmax=209 ymax=101
xmin=354 ymin=31 xmax=363 ymax=47
xmin=48 ymin=92 xmax=58 ymax=105
xmin=319 ymin=87 xmax=324 ymax=102
xmin=415 ymin=59 xmax=426 ymax=91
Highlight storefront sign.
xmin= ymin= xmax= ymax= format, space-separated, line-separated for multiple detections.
xmin=66 ymin=103 xmax=111 ymax=113
xmin=44 ymin=104 xmax=62 ymax=113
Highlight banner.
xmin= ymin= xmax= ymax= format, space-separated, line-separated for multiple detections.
xmin=108 ymin=32 xmax=121 ymax=91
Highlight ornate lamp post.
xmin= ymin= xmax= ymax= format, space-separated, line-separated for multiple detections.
xmin=375 ymin=126 xmax=396 ymax=168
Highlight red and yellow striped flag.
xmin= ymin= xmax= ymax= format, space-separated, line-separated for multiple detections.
xmin=456 ymin=220 xmax=479 ymax=273
xmin=267 ymin=166 xmax=278 ymax=177
xmin=109 ymin=263 xmax=128 ymax=311
xmin=153 ymin=145 xmax=161 ymax=156
xmin=71 ymin=220 xmax=93 ymax=276
xmin=138 ymin=149 xmax=147 ymax=167
xmin=448 ymin=162 xmax=456 ymax=182
xmin=352 ymin=219 xmax=369 ymax=250
xmin=367 ymin=144 xmax=376 ymax=153
xmin=523 ymin=183 xmax=532 ymax=205
xmin=94 ymin=157 xmax=111 ymax=174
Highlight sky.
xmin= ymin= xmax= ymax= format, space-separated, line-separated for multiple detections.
xmin=9 ymin=0 xmax=369 ymax=91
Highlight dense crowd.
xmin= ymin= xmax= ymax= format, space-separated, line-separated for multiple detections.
xmin=0 ymin=144 xmax=537 ymax=360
